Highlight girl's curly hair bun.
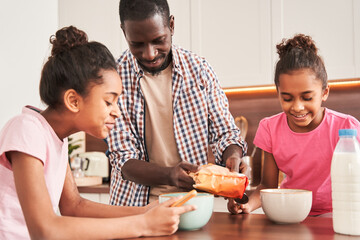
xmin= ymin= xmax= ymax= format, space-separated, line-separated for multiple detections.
xmin=274 ymin=33 xmax=327 ymax=90
xmin=50 ymin=26 xmax=88 ymax=56
xmin=276 ymin=34 xmax=318 ymax=58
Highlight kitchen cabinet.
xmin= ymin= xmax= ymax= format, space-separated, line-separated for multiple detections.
xmin=186 ymin=0 xmax=272 ymax=87
xmin=273 ymin=0 xmax=360 ymax=81
xmin=59 ymin=0 xmax=360 ymax=86
xmin=80 ymin=193 xmax=110 ymax=204
xmin=58 ymin=0 xmax=360 ymax=88
xmin=37 ymin=0 xmax=360 ymax=87
xmin=178 ymin=0 xmax=360 ymax=87
xmin=78 ymin=184 xmax=111 ymax=204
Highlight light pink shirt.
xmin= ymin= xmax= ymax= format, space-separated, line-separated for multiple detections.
xmin=0 ymin=106 xmax=68 ymax=239
xmin=254 ymin=108 xmax=360 ymax=215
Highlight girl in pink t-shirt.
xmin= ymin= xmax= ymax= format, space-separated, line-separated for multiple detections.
xmin=0 ymin=26 xmax=195 ymax=239
xmin=228 ymin=34 xmax=360 ymax=216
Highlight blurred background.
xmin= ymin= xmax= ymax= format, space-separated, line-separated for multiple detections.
xmin=1 ymin=0 xmax=359 ymax=129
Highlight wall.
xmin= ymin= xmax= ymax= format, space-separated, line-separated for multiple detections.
xmin=1 ymin=1 xmax=359 ymax=127
xmin=0 ymin=0 xmax=58 ymax=129
xmin=57 ymin=0 xmax=194 ymax=59
xmin=58 ymin=0 xmax=125 ymax=58
xmin=183 ymin=0 xmax=360 ymax=87
xmin=58 ymin=0 xmax=360 ymax=88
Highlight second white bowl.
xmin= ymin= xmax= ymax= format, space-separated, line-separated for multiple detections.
xmin=260 ymin=189 xmax=312 ymax=224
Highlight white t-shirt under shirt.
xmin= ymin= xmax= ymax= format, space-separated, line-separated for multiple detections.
xmin=140 ymin=65 xmax=183 ymax=202
xmin=0 ymin=106 xmax=68 ymax=239
xmin=254 ymin=108 xmax=360 ymax=215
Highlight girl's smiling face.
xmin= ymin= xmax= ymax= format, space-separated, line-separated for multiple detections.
xmin=278 ymin=69 xmax=329 ymax=133
xmin=77 ymin=69 xmax=122 ymax=139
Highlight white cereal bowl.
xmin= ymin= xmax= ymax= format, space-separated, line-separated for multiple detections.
xmin=260 ymin=189 xmax=312 ymax=224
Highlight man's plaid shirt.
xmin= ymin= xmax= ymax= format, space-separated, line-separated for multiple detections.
xmin=107 ymin=45 xmax=247 ymax=206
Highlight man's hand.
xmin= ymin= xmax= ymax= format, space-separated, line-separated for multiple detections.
xmin=222 ymin=144 xmax=248 ymax=173
xmin=169 ymin=162 xmax=200 ymax=189
xmin=225 ymin=156 xmax=248 ymax=174
xmin=122 ymin=159 xmax=201 ymax=188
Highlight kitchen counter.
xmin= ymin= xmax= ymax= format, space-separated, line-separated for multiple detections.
xmin=78 ymin=184 xmax=258 ymax=212
xmin=77 ymin=183 xmax=110 ymax=194
xmin=77 ymin=185 xmax=341 ymax=239
xmin=130 ymin=212 xmax=345 ymax=240
xmin=77 ymin=184 xmax=257 ymax=195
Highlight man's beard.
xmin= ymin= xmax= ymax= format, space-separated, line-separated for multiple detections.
xmin=138 ymin=51 xmax=172 ymax=76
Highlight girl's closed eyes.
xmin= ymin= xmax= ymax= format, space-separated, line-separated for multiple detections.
xmin=281 ymin=95 xmax=314 ymax=102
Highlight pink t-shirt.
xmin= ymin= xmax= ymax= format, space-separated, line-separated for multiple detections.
xmin=254 ymin=108 xmax=360 ymax=215
xmin=0 ymin=106 xmax=68 ymax=239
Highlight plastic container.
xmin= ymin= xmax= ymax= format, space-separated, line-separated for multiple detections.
xmin=331 ymin=129 xmax=360 ymax=235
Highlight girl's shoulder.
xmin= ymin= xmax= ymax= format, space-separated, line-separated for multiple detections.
xmin=325 ymin=108 xmax=360 ymax=126
xmin=9 ymin=107 xmax=45 ymax=130
xmin=259 ymin=112 xmax=286 ymax=125
xmin=323 ymin=109 xmax=360 ymax=139
xmin=0 ymin=106 xmax=58 ymax=166
xmin=3 ymin=110 xmax=32 ymax=131
xmin=0 ymin=106 xmax=49 ymax=145
xmin=256 ymin=112 xmax=288 ymax=137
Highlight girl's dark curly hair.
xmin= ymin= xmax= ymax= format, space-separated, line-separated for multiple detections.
xmin=274 ymin=34 xmax=327 ymax=90
xmin=39 ymin=26 xmax=116 ymax=108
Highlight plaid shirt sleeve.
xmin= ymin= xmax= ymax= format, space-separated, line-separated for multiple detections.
xmin=200 ymin=59 xmax=247 ymax=163
xmin=107 ymin=51 xmax=145 ymax=171
xmin=107 ymin=93 xmax=142 ymax=171
xmin=106 ymin=52 xmax=149 ymax=206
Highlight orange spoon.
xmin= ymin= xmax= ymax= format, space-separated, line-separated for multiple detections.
xmin=171 ymin=190 xmax=197 ymax=207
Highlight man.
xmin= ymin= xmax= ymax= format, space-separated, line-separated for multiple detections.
xmin=107 ymin=0 xmax=247 ymax=206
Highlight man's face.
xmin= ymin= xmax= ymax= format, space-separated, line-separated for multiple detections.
xmin=122 ymin=14 xmax=174 ymax=74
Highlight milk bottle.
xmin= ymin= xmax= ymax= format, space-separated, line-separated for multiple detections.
xmin=331 ymin=129 xmax=360 ymax=235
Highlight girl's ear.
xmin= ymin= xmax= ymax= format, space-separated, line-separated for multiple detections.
xmin=63 ymin=89 xmax=81 ymax=113
xmin=322 ymin=84 xmax=330 ymax=102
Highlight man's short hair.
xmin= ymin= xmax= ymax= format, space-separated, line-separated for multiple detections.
xmin=119 ymin=0 xmax=170 ymax=26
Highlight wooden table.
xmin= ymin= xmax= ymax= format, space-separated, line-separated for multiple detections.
xmin=131 ymin=212 xmax=359 ymax=240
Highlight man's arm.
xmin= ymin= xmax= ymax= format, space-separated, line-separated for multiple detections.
xmin=202 ymin=60 xmax=247 ymax=170
xmin=121 ymin=159 xmax=199 ymax=189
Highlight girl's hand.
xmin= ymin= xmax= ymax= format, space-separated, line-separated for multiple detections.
xmin=142 ymin=197 xmax=196 ymax=236
xmin=144 ymin=200 xmax=160 ymax=212
xmin=227 ymin=198 xmax=251 ymax=214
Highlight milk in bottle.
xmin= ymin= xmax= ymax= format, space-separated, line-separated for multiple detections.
xmin=331 ymin=129 xmax=360 ymax=235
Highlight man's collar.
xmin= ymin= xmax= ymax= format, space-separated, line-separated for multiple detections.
xmin=126 ymin=49 xmax=143 ymax=77
xmin=171 ymin=45 xmax=181 ymax=70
